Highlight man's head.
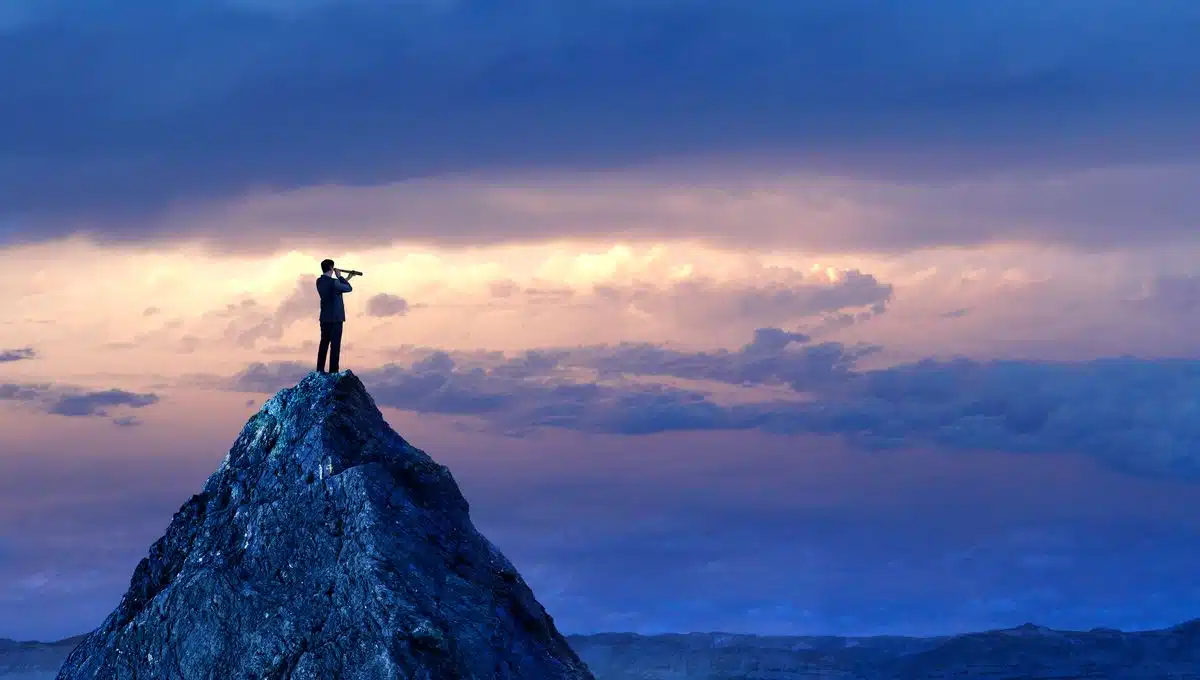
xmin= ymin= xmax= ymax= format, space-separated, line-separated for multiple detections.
xmin=321 ymin=259 xmax=335 ymax=274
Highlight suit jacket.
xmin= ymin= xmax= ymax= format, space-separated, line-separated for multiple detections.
xmin=316 ymin=274 xmax=353 ymax=323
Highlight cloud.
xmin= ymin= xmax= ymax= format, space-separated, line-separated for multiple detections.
xmin=155 ymin=257 xmax=892 ymax=356
xmin=45 ymin=390 xmax=160 ymax=418
xmin=470 ymin=268 xmax=893 ymax=338
xmin=200 ymin=277 xmax=406 ymax=350
xmin=757 ymin=357 xmax=1200 ymax=478
xmin=577 ymin=328 xmax=880 ymax=390
xmin=0 ymin=384 xmax=160 ymax=420
xmin=365 ymin=293 xmax=409 ymax=318
xmin=0 ymin=348 xmax=36 ymax=363
xmin=221 ymin=327 xmax=1200 ymax=478
xmin=588 ymin=270 xmax=892 ymax=329
xmin=227 ymin=362 xmax=311 ymax=392
xmin=168 ymin=165 xmax=1200 ymax=255
xmin=230 ymin=354 xmax=749 ymax=436
xmin=2 ymin=0 xmax=1200 ymax=252
xmin=223 ymin=277 xmax=316 ymax=348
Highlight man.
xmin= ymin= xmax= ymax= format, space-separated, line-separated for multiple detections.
xmin=315 ymin=259 xmax=357 ymax=373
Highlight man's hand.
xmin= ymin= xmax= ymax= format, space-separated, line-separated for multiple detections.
xmin=344 ymin=272 xmax=357 ymax=280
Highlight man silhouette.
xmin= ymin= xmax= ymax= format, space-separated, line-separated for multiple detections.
xmin=315 ymin=259 xmax=356 ymax=373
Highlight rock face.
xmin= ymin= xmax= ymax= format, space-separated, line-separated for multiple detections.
xmin=57 ymin=371 xmax=594 ymax=680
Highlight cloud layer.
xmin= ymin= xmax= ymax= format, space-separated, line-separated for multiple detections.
xmin=224 ymin=328 xmax=1200 ymax=478
xmin=165 ymin=262 xmax=891 ymax=356
xmin=0 ymin=347 xmax=36 ymax=362
xmin=365 ymin=293 xmax=410 ymax=318
xmin=3 ymin=0 xmax=1200 ymax=251
xmin=0 ymin=383 xmax=160 ymax=424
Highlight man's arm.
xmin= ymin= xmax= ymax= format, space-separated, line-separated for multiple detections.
xmin=334 ymin=275 xmax=353 ymax=293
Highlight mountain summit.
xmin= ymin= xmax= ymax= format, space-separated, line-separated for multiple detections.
xmin=58 ymin=370 xmax=594 ymax=680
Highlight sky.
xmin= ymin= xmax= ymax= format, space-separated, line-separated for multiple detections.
xmin=3 ymin=0 xmax=1200 ymax=642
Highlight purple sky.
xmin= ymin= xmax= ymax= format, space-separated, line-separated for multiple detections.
xmin=2 ymin=0 xmax=1200 ymax=642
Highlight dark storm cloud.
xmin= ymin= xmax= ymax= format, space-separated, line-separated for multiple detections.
xmin=223 ymin=328 xmax=1200 ymax=478
xmin=3 ymin=0 xmax=1200 ymax=251
xmin=0 ymin=383 xmax=160 ymax=420
xmin=365 ymin=293 xmax=410 ymax=318
xmin=0 ymin=348 xmax=36 ymax=363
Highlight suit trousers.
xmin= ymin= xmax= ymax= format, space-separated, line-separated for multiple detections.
xmin=317 ymin=321 xmax=344 ymax=373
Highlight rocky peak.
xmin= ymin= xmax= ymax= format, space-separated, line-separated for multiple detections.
xmin=58 ymin=370 xmax=594 ymax=680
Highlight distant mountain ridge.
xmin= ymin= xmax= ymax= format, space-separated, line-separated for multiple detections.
xmin=0 ymin=636 xmax=87 ymax=680
xmin=9 ymin=619 xmax=1200 ymax=679
xmin=568 ymin=619 xmax=1200 ymax=679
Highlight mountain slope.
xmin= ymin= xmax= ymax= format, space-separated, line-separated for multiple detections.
xmin=57 ymin=370 xmax=592 ymax=680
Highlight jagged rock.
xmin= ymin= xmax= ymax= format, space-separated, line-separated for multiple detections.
xmin=57 ymin=371 xmax=594 ymax=680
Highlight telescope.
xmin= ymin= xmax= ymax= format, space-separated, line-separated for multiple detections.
xmin=334 ymin=268 xmax=364 ymax=276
